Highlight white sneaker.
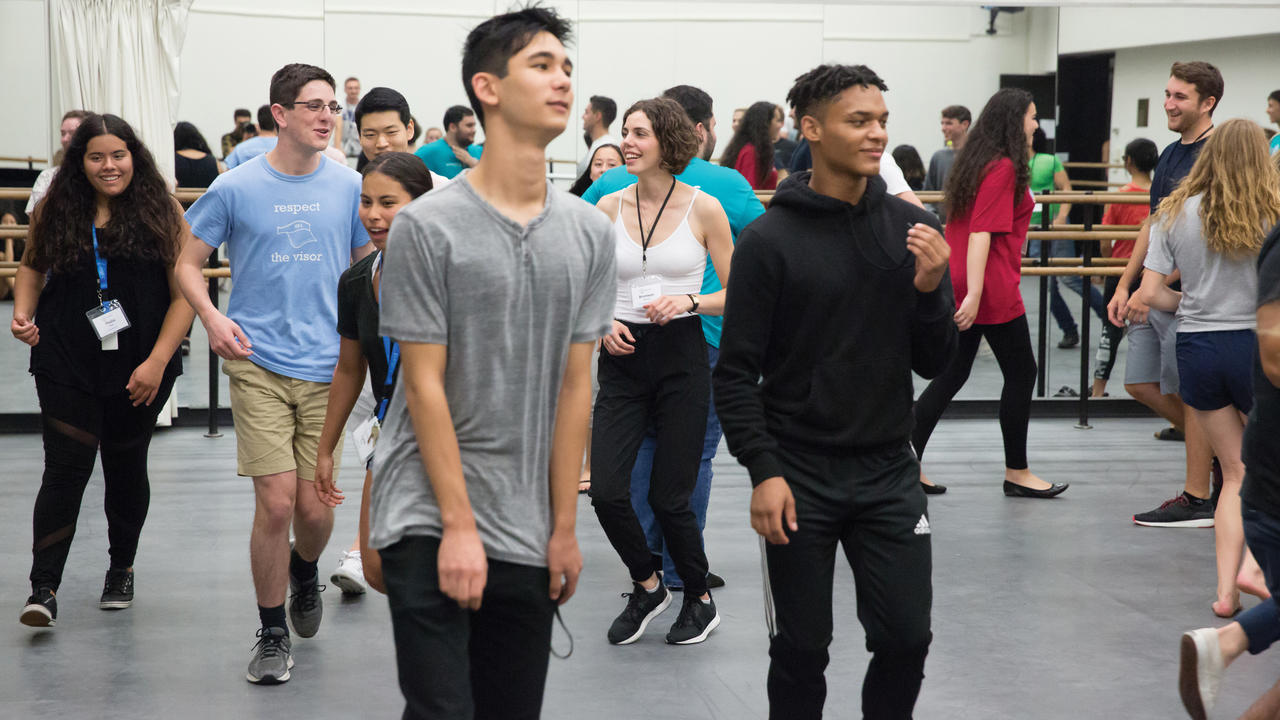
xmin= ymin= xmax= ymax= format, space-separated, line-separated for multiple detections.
xmin=330 ymin=551 xmax=367 ymax=595
xmin=1179 ymin=627 xmax=1224 ymax=720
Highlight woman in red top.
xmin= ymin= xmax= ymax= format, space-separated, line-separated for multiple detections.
xmin=912 ymin=88 xmax=1068 ymax=498
xmin=719 ymin=101 xmax=782 ymax=190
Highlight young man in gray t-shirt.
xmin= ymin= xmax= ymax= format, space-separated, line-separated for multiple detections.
xmin=370 ymin=8 xmax=614 ymax=719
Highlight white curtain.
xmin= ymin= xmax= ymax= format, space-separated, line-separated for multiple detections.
xmin=50 ymin=0 xmax=192 ymax=183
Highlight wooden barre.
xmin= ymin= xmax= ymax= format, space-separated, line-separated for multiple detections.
xmin=0 ymin=267 xmax=231 ymax=278
xmin=0 ymin=155 xmax=48 ymax=164
xmin=1022 ymin=257 xmax=1128 ymax=266
xmin=755 ymin=191 xmax=1150 ymax=206
xmin=1028 ymin=230 xmax=1136 ymax=241
xmin=1021 ymin=266 xmax=1125 ymax=277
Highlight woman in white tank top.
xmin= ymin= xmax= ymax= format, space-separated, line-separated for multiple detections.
xmin=589 ymin=97 xmax=734 ymax=646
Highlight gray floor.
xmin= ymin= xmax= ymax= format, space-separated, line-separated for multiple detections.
xmin=2 ymin=417 xmax=1277 ymax=719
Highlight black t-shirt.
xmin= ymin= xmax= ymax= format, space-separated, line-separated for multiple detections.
xmin=336 ymin=251 xmax=396 ymax=409
xmin=174 ymin=153 xmax=219 ymax=189
xmin=1242 ymin=222 xmax=1280 ymax=517
xmin=1149 ymin=134 xmax=1208 ymax=213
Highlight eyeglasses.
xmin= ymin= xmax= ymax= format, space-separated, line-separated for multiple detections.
xmin=282 ymin=100 xmax=342 ymax=115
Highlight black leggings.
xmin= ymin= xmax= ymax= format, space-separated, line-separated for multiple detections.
xmin=1093 ymin=276 xmax=1125 ymax=382
xmin=912 ymin=315 xmax=1036 ymax=470
xmin=30 ymin=374 xmax=175 ymax=592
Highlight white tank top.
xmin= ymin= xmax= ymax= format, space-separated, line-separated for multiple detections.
xmin=612 ymin=187 xmax=707 ymax=324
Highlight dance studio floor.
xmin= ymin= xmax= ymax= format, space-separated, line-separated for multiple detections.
xmin=2 ymin=417 xmax=1276 ymax=719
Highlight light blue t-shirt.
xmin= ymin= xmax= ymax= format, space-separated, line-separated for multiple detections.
xmin=414 ymin=138 xmax=483 ymax=179
xmin=580 ymin=157 xmax=766 ymax=347
xmin=224 ymin=135 xmax=278 ymax=169
xmin=185 ymin=155 xmax=370 ymax=382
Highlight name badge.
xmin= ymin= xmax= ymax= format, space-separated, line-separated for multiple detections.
xmin=353 ymin=413 xmax=380 ymax=465
xmin=630 ymin=276 xmax=663 ymax=309
xmin=86 ymin=300 xmax=131 ymax=348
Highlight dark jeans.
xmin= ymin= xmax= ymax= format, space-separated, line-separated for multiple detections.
xmin=764 ymin=443 xmax=932 ymax=720
xmin=30 ymin=374 xmax=175 ymax=591
xmin=1238 ymin=501 xmax=1280 ymax=655
xmin=380 ymin=535 xmax=556 ymax=720
xmin=590 ymin=316 xmax=711 ymax=596
xmin=913 ymin=315 xmax=1036 ymax=470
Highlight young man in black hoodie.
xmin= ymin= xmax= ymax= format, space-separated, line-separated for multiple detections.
xmin=713 ymin=64 xmax=958 ymax=719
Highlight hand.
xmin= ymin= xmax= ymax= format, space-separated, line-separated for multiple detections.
xmin=602 ymin=320 xmax=636 ymax=356
xmin=313 ymin=450 xmax=344 ymax=507
xmin=10 ymin=312 xmax=39 ymax=346
xmin=125 ymin=358 xmax=165 ymax=407
xmin=906 ymin=223 xmax=949 ymax=292
xmin=953 ymin=295 xmax=980 ymax=332
xmin=451 ymin=145 xmax=478 ymax=167
xmin=750 ymin=476 xmax=798 ymax=545
xmin=1124 ymin=291 xmax=1150 ymax=325
xmin=1107 ymin=285 xmax=1129 ymax=328
xmin=546 ymin=529 xmax=583 ymax=605
xmin=643 ymin=294 xmax=693 ymax=325
xmin=203 ymin=311 xmax=252 ymax=360
xmin=438 ymin=524 xmax=488 ymax=610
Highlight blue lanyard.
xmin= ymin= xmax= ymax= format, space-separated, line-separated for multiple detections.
xmin=91 ymin=225 xmax=109 ymax=311
xmin=373 ymin=252 xmax=400 ymax=423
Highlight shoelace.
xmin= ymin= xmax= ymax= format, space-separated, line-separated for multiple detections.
xmin=103 ymin=572 xmax=132 ymax=595
xmin=1157 ymin=495 xmax=1189 ymax=510
xmin=252 ymin=628 xmax=287 ymax=658
xmin=290 ymin=582 xmax=326 ymax=611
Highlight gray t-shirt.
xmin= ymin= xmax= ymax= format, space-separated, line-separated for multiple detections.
xmin=370 ymin=174 xmax=616 ymax=566
xmin=1145 ymin=193 xmax=1258 ymax=332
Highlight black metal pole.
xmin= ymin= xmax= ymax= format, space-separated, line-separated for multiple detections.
xmin=1076 ymin=200 xmax=1094 ymax=429
xmin=1036 ymin=194 xmax=1051 ymax=397
xmin=205 ymin=249 xmax=222 ymax=438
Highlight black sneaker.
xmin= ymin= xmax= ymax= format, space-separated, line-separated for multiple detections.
xmin=607 ymin=582 xmax=671 ymax=645
xmin=287 ymin=575 xmax=324 ymax=638
xmin=246 ymin=626 xmax=293 ymax=685
xmin=706 ymin=572 xmax=725 ymax=589
xmin=100 ymin=568 xmax=134 ymax=610
xmin=1058 ymin=331 xmax=1080 ymax=349
xmin=1133 ymin=492 xmax=1214 ymax=528
xmin=20 ymin=587 xmax=57 ymax=627
xmin=665 ymin=593 xmax=720 ymax=645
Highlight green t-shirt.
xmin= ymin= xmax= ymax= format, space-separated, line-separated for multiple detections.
xmin=1028 ymin=153 xmax=1064 ymax=226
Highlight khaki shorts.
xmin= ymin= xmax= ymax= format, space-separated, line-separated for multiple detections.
xmin=223 ymin=358 xmax=343 ymax=480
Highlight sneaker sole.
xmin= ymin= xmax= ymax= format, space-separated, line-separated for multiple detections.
xmin=1178 ymin=633 xmax=1208 ymax=720
xmin=330 ymin=570 xmax=367 ymax=595
xmin=246 ymin=655 xmax=295 ymax=685
xmin=20 ymin=605 xmax=54 ymax=627
xmin=669 ymin=611 xmax=721 ymax=645
xmin=1132 ymin=517 xmax=1214 ymax=528
xmin=611 ymin=591 xmax=672 ymax=645
xmin=99 ymin=599 xmax=133 ymax=610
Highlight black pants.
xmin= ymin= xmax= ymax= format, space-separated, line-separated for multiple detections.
xmin=380 ymin=535 xmax=556 ymax=720
xmin=30 ymin=374 xmax=175 ymax=591
xmin=590 ymin=316 xmax=711 ymax=596
xmin=912 ymin=315 xmax=1036 ymax=469
xmin=764 ymin=443 xmax=932 ymax=720
xmin=1093 ymin=276 xmax=1124 ymax=382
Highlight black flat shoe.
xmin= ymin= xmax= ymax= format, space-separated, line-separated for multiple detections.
xmin=921 ymin=482 xmax=947 ymax=495
xmin=1003 ymin=480 xmax=1069 ymax=498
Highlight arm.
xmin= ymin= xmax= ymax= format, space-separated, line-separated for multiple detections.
xmin=1260 ymin=300 xmax=1280 ymax=387
xmin=906 ymin=221 xmax=958 ymax=378
xmin=10 ymin=264 xmax=45 ymax=346
xmin=314 ymin=338 xmax=370 ymax=507
xmin=400 ymin=341 xmax=487 ymax=609
xmin=1137 ymin=268 xmax=1181 ymax=313
xmin=125 ymin=263 xmax=196 ymax=406
xmin=953 ymin=231 xmax=990 ymax=331
xmin=644 ymin=194 xmax=733 ymax=321
xmin=1108 ymin=216 xmax=1151 ymax=326
xmin=545 ymin=341 xmax=593 ymax=604
xmin=175 ymin=216 xmax=253 ymax=359
xmin=1051 ymin=169 xmax=1073 ymax=226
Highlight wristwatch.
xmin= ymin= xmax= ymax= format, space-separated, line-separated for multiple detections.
xmin=687 ymin=293 xmax=700 ymax=314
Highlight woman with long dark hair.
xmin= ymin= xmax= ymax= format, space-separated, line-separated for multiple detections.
xmin=569 ymin=142 xmax=623 ymax=197
xmin=173 ymin=121 xmax=221 ymax=188
xmin=911 ymin=88 xmax=1068 ymax=498
xmin=720 ymin=101 xmax=782 ymax=190
xmin=11 ymin=114 xmax=194 ymax=627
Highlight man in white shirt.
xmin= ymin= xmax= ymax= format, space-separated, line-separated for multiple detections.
xmin=577 ymin=95 xmax=618 ymax=176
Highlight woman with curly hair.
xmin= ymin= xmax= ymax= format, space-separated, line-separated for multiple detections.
xmin=1138 ymin=118 xmax=1280 ymax=618
xmin=591 ymin=97 xmax=734 ymax=645
xmin=911 ymin=88 xmax=1068 ymax=498
xmin=11 ymin=114 xmax=194 ymax=628
xmin=720 ymin=101 xmax=783 ymax=190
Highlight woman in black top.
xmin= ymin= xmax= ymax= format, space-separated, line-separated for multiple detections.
xmin=313 ymin=152 xmax=432 ymax=595
xmin=173 ymin=121 xmax=220 ymax=188
xmin=11 ymin=114 xmax=194 ymax=627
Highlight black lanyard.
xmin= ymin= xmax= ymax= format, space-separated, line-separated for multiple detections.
xmin=635 ymin=177 xmax=676 ymax=276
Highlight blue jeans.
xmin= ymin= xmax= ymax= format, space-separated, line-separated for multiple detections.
xmin=1237 ymin=501 xmax=1280 ymax=655
xmin=629 ymin=344 xmax=719 ymax=588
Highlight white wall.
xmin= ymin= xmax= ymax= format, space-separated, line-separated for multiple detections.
xmin=1059 ymin=6 xmax=1280 ymax=55
xmin=0 ymin=0 xmax=49 ymax=168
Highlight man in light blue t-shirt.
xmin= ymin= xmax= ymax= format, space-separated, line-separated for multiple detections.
xmin=176 ymin=63 xmax=372 ymax=687
xmin=581 ymin=84 xmax=765 ymax=590
xmin=413 ymin=104 xmax=483 ymax=178
xmin=225 ymin=105 xmax=279 ymax=169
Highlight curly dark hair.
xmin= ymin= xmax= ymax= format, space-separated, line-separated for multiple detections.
xmin=786 ymin=64 xmax=888 ymax=123
xmin=720 ymin=101 xmax=779 ymax=187
xmin=27 ymin=114 xmax=181 ymax=274
xmin=943 ymin=88 xmax=1034 ymax=219
xmin=622 ymin=98 xmax=700 ymax=175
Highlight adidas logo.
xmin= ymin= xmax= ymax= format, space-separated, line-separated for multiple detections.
xmin=913 ymin=515 xmax=931 ymax=535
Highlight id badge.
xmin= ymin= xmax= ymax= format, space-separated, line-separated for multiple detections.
xmin=353 ymin=414 xmax=380 ymax=465
xmin=86 ymin=300 xmax=131 ymax=342
xmin=630 ymin=275 xmax=663 ymax=309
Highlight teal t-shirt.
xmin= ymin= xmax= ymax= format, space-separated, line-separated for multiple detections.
xmin=1029 ymin=152 xmax=1064 ymax=226
xmin=1270 ymin=133 xmax=1280 ymax=156
xmin=580 ymin=157 xmax=766 ymax=348
xmin=414 ymin=138 xmax=483 ymax=179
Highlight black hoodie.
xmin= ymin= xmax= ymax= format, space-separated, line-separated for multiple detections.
xmin=713 ymin=171 xmax=959 ymax=486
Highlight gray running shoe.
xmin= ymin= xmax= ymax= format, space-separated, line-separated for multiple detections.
xmin=287 ymin=575 xmax=324 ymax=638
xmin=246 ymin=627 xmax=293 ymax=685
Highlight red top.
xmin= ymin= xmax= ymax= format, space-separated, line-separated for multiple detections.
xmin=734 ymin=144 xmax=778 ymax=190
xmin=1101 ymin=182 xmax=1150 ymax=259
xmin=945 ymin=157 xmax=1034 ymax=325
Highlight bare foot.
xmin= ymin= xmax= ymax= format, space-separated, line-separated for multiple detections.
xmin=1213 ymin=592 xmax=1242 ymax=618
xmin=1005 ymin=468 xmax=1052 ymax=491
xmin=1239 ymin=564 xmax=1272 ymax=600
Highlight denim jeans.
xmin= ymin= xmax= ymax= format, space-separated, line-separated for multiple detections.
xmin=1237 ymin=501 xmax=1280 ymax=655
xmin=629 ymin=344 xmax=720 ymax=588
